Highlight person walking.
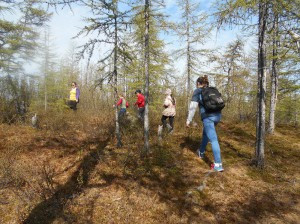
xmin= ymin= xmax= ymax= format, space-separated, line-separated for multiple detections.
xmin=134 ymin=89 xmax=145 ymax=121
xmin=158 ymin=88 xmax=176 ymax=139
xmin=114 ymin=93 xmax=128 ymax=118
xmin=68 ymin=82 xmax=80 ymax=111
xmin=186 ymin=75 xmax=224 ymax=172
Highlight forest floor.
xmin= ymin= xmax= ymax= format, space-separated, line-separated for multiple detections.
xmin=0 ymin=113 xmax=299 ymax=224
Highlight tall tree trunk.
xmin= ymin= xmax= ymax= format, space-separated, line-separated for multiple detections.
xmin=44 ymin=77 xmax=47 ymax=112
xmin=268 ymin=13 xmax=279 ymax=134
xmin=44 ymin=32 xmax=49 ymax=112
xmin=226 ymin=66 xmax=232 ymax=106
xmin=186 ymin=0 xmax=191 ymax=114
xmin=255 ymin=0 xmax=268 ymax=169
xmin=114 ymin=5 xmax=122 ymax=148
xmin=143 ymin=0 xmax=150 ymax=155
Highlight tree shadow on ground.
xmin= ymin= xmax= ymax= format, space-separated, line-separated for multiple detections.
xmin=23 ymin=138 xmax=109 ymax=224
xmin=180 ymin=136 xmax=213 ymax=168
xmin=126 ymin=144 xmax=299 ymax=223
xmin=218 ymin=189 xmax=299 ymax=223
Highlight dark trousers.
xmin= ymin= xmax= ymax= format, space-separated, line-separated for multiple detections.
xmin=119 ymin=108 xmax=126 ymax=117
xmin=138 ymin=107 xmax=145 ymax=120
xmin=161 ymin=115 xmax=174 ymax=129
xmin=68 ymin=100 xmax=77 ymax=110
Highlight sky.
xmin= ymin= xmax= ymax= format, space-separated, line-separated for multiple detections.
xmin=34 ymin=0 xmax=256 ymax=77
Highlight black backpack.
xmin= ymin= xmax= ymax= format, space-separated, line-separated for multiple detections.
xmin=201 ymin=87 xmax=225 ymax=113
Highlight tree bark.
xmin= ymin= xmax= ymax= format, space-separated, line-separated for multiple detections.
xmin=255 ymin=0 xmax=268 ymax=169
xmin=268 ymin=13 xmax=279 ymax=134
xmin=113 ymin=4 xmax=122 ymax=148
xmin=186 ymin=0 xmax=191 ymax=114
xmin=143 ymin=0 xmax=150 ymax=155
xmin=44 ymin=31 xmax=49 ymax=112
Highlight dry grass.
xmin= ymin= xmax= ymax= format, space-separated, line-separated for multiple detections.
xmin=0 ymin=117 xmax=299 ymax=223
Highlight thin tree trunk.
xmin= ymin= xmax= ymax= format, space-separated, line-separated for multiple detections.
xmin=226 ymin=66 xmax=232 ymax=106
xmin=143 ymin=0 xmax=150 ymax=155
xmin=114 ymin=4 xmax=122 ymax=148
xmin=44 ymin=78 xmax=47 ymax=111
xmin=268 ymin=13 xmax=279 ymax=134
xmin=255 ymin=0 xmax=268 ymax=169
xmin=44 ymin=32 xmax=49 ymax=112
xmin=186 ymin=0 xmax=191 ymax=114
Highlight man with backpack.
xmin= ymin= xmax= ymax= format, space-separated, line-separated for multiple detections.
xmin=186 ymin=75 xmax=225 ymax=172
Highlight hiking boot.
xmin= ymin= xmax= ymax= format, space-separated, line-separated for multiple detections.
xmin=196 ymin=149 xmax=205 ymax=159
xmin=212 ymin=163 xmax=224 ymax=172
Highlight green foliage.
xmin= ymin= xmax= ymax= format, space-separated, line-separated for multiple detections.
xmin=0 ymin=0 xmax=50 ymax=73
xmin=124 ymin=4 xmax=172 ymax=111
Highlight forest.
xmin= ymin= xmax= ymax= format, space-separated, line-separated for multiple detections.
xmin=0 ymin=0 xmax=299 ymax=223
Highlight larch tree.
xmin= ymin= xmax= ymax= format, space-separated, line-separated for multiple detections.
xmin=255 ymin=0 xmax=268 ymax=168
xmin=215 ymin=0 xmax=299 ymax=168
xmin=219 ymin=39 xmax=244 ymax=107
xmin=76 ymin=0 xmax=132 ymax=148
xmin=214 ymin=0 xmax=269 ymax=168
xmin=267 ymin=6 xmax=279 ymax=134
xmin=129 ymin=0 xmax=170 ymax=154
xmin=0 ymin=0 xmax=50 ymax=121
xmin=0 ymin=0 xmax=50 ymax=73
xmin=143 ymin=0 xmax=150 ymax=154
xmin=174 ymin=0 xmax=210 ymax=112
xmin=208 ymin=38 xmax=255 ymax=120
xmin=267 ymin=0 xmax=300 ymax=134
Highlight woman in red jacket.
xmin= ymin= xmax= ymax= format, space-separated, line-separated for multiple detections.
xmin=134 ymin=89 xmax=145 ymax=120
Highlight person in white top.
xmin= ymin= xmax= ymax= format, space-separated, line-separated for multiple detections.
xmin=158 ymin=88 xmax=176 ymax=138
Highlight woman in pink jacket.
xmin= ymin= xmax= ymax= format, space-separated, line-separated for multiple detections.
xmin=158 ymin=89 xmax=176 ymax=137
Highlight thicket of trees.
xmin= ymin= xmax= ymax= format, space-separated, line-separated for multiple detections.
xmin=0 ymin=0 xmax=299 ymax=168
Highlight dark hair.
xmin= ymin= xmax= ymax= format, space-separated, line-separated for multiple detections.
xmin=72 ymin=82 xmax=77 ymax=86
xmin=135 ymin=89 xmax=141 ymax=94
xmin=196 ymin=75 xmax=209 ymax=86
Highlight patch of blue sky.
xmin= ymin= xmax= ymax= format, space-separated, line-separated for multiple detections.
xmin=160 ymin=0 xmax=256 ymax=78
xmin=25 ymin=0 xmax=257 ymax=79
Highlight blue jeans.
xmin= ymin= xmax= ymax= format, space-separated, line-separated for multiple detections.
xmin=119 ymin=108 xmax=126 ymax=117
xmin=200 ymin=114 xmax=222 ymax=164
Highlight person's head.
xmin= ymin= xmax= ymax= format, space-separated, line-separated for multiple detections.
xmin=119 ymin=93 xmax=124 ymax=98
xmin=71 ymin=82 xmax=77 ymax=88
xmin=135 ymin=89 xmax=141 ymax=96
xmin=165 ymin=88 xmax=172 ymax=96
xmin=196 ymin=75 xmax=209 ymax=88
